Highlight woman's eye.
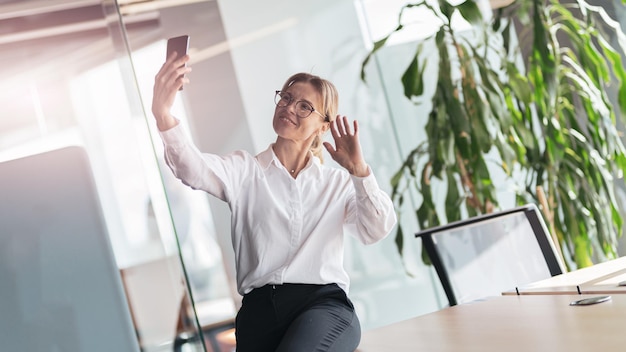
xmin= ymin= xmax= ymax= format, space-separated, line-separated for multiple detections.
xmin=299 ymin=102 xmax=313 ymax=111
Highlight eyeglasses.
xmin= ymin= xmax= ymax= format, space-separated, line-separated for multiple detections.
xmin=274 ymin=90 xmax=329 ymax=121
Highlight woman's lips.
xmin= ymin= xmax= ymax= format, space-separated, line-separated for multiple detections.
xmin=279 ymin=116 xmax=297 ymax=125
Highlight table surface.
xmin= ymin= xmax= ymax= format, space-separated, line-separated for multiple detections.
xmin=502 ymin=256 xmax=626 ymax=295
xmin=357 ymin=294 xmax=626 ymax=352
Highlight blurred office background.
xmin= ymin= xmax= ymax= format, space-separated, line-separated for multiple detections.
xmin=1 ymin=0 xmax=625 ymax=351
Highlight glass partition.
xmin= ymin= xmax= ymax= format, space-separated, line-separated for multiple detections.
xmin=0 ymin=1 xmax=224 ymax=350
xmin=117 ymin=2 xmax=240 ymax=350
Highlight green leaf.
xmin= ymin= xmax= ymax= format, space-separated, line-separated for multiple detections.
xmin=438 ymin=0 xmax=454 ymax=21
xmin=394 ymin=225 xmax=404 ymax=257
xmin=598 ymin=35 xmax=626 ymax=116
xmin=445 ymin=169 xmax=461 ymax=222
xmin=401 ymin=46 xmax=426 ymax=99
xmin=506 ymin=62 xmax=532 ymax=104
xmin=361 ymin=28 xmax=399 ymax=81
xmin=457 ymin=0 xmax=483 ymax=26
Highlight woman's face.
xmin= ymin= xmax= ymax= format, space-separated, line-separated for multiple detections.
xmin=272 ymin=82 xmax=328 ymax=143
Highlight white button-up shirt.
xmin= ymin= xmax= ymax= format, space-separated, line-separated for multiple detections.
xmin=160 ymin=125 xmax=396 ymax=295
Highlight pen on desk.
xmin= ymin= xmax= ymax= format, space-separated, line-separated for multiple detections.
xmin=577 ymin=285 xmax=581 ymax=294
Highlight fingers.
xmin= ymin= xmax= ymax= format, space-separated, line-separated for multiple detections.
xmin=156 ymin=53 xmax=186 ymax=78
xmin=152 ymin=54 xmax=191 ymax=122
xmin=329 ymin=118 xmax=341 ymax=140
xmin=167 ymin=50 xmax=179 ymax=63
xmin=343 ymin=116 xmax=354 ymax=135
xmin=173 ymin=66 xmax=192 ymax=89
xmin=338 ymin=116 xmax=351 ymax=135
xmin=330 ymin=115 xmax=359 ymax=138
xmin=167 ymin=52 xmax=190 ymax=69
xmin=155 ymin=54 xmax=191 ymax=89
xmin=323 ymin=141 xmax=335 ymax=154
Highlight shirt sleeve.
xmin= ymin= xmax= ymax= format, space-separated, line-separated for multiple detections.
xmin=159 ymin=124 xmax=246 ymax=203
xmin=346 ymin=168 xmax=397 ymax=245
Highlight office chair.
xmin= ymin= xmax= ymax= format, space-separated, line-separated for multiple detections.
xmin=415 ymin=204 xmax=565 ymax=306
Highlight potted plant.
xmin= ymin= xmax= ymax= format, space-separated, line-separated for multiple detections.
xmin=362 ymin=0 xmax=626 ymax=269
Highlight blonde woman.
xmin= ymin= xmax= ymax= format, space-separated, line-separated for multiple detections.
xmin=152 ymin=52 xmax=396 ymax=352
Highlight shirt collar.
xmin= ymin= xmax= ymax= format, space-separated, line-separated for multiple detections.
xmin=256 ymin=144 xmax=322 ymax=176
xmin=256 ymin=145 xmax=275 ymax=170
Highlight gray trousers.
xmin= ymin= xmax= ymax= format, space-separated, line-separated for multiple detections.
xmin=235 ymin=283 xmax=361 ymax=352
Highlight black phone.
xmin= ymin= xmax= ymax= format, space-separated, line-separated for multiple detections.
xmin=569 ymin=295 xmax=612 ymax=306
xmin=166 ymin=35 xmax=190 ymax=90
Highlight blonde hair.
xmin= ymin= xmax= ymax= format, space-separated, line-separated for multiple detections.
xmin=281 ymin=72 xmax=338 ymax=163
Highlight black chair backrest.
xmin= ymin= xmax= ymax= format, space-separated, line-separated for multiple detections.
xmin=415 ymin=204 xmax=565 ymax=306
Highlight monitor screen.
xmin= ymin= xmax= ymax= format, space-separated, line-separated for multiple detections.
xmin=0 ymin=146 xmax=140 ymax=352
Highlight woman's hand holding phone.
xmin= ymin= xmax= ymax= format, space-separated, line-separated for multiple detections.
xmin=166 ymin=35 xmax=190 ymax=92
xmin=152 ymin=35 xmax=191 ymax=131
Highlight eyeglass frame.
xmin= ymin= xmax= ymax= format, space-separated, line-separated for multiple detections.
xmin=274 ymin=90 xmax=329 ymax=122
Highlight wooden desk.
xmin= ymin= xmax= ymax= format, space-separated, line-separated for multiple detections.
xmin=357 ymin=294 xmax=626 ymax=352
xmin=503 ymin=256 xmax=626 ymax=296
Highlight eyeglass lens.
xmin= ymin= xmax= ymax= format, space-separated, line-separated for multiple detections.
xmin=275 ymin=91 xmax=315 ymax=118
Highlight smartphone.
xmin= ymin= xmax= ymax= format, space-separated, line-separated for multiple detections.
xmin=166 ymin=35 xmax=190 ymax=90
xmin=569 ymin=295 xmax=612 ymax=306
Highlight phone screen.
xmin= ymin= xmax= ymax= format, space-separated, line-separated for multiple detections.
xmin=166 ymin=35 xmax=190 ymax=90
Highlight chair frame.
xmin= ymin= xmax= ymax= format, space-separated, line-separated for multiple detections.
xmin=415 ymin=204 xmax=565 ymax=306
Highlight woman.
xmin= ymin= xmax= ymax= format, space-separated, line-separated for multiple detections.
xmin=152 ymin=52 xmax=396 ymax=352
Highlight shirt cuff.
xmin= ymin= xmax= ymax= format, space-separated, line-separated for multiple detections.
xmin=350 ymin=166 xmax=380 ymax=198
xmin=159 ymin=123 xmax=187 ymax=147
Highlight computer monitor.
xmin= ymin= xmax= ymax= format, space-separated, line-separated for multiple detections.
xmin=415 ymin=204 xmax=565 ymax=306
xmin=0 ymin=146 xmax=140 ymax=351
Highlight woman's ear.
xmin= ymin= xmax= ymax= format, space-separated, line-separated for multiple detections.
xmin=319 ymin=120 xmax=330 ymax=134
